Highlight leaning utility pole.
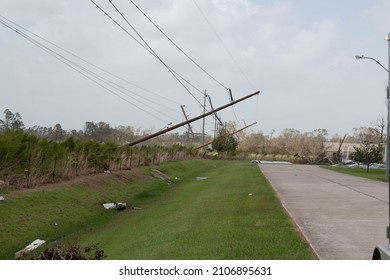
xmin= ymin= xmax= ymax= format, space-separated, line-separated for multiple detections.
xmin=126 ymin=91 xmax=260 ymax=146
xmin=180 ymin=105 xmax=194 ymax=139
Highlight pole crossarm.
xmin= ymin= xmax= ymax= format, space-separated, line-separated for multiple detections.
xmin=126 ymin=91 xmax=260 ymax=146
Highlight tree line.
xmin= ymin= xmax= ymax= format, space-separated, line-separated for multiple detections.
xmin=0 ymin=110 xmax=198 ymax=189
xmin=237 ymin=122 xmax=385 ymax=165
xmin=0 ymin=108 xmax=386 ymax=189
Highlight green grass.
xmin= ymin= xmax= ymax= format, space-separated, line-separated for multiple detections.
xmin=0 ymin=159 xmax=314 ymax=260
xmin=0 ymin=170 xmax=167 ymax=259
xmin=321 ymin=166 xmax=386 ymax=181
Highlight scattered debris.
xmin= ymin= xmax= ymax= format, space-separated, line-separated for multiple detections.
xmin=102 ymin=202 xmax=116 ymax=210
xmin=15 ymin=239 xmax=45 ymax=259
xmin=248 ymin=193 xmax=253 ymax=196
xmin=104 ymin=170 xmax=111 ymax=174
xmin=131 ymin=206 xmax=142 ymax=210
xmin=116 ymin=202 xmax=127 ymax=210
xmin=102 ymin=202 xmax=127 ymax=210
xmin=151 ymin=169 xmax=171 ymax=181
xmin=0 ymin=196 xmax=4 ymax=202
xmin=196 ymin=177 xmax=208 ymax=181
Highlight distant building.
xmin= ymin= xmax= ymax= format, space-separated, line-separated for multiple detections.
xmin=322 ymin=142 xmax=361 ymax=163
xmin=322 ymin=142 xmax=386 ymax=164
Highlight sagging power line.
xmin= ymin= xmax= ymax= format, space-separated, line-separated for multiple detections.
xmin=91 ymin=0 xmax=206 ymax=108
xmin=0 ymin=15 xmax=182 ymax=124
xmin=128 ymin=0 xmax=229 ymax=90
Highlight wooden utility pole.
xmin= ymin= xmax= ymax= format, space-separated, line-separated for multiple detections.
xmin=202 ymin=90 xmax=207 ymax=145
xmin=180 ymin=105 xmax=194 ymax=139
xmin=126 ymin=91 xmax=259 ymax=146
xmin=195 ymin=122 xmax=257 ymax=150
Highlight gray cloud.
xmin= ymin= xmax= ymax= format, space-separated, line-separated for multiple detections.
xmin=1 ymin=0 xmax=389 ymax=137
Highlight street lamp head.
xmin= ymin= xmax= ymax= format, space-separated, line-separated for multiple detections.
xmin=385 ymin=32 xmax=390 ymax=41
xmin=355 ymin=55 xmax=364 ymax=60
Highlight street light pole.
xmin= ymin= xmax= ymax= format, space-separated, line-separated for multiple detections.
xmin=355 ymin=54 xmax=389 ymax=180
xmin=386 ymin=32 xmax=390 ymax=243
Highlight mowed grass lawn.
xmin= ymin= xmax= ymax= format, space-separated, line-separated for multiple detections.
xmin=0 ymin=160 xmax=313 ymax=260
xmin=322 ymin=166 xmax=386 ymax=181
xmin=74 ymin=160 xmax=313 ymax=259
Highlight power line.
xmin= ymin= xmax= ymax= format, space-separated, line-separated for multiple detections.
xmin=128 ymin=0 xmax=229 ymax=90
xmin=193 ymin=0 xmax=256 ymax=91
xmin=0 ymin=13 xmax=180 ymax=108
xmin=193 ymin=0 xmax=259 ymax=127
xmin=91 ymin=0 xmax=205 ymax=108
xmin=0 ymin=17 xmax=174 ymax=124
xmin=0 ymin=16 xmax=185 ymax=121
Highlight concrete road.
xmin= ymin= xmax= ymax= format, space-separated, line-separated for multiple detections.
xmin=258 ymin=164 xmax=389 ymax=260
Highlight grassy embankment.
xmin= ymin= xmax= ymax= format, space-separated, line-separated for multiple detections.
xmin=0 ymin=159 xmax=314 ymax=259
xmin=322 ymin=166 xmax=386 ymax=181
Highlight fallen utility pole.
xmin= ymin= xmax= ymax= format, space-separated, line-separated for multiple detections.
xmin=195 ymin=122 xmax=257 ymax=150
xmin=126 ymin=91 xmax=259 ymax=146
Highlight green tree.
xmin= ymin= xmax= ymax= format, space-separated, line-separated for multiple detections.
xmin=351 ymin=141 xmax=383 ymax=172
xmin=212 ymin=128 xmax=238 ymax=155
xmin=0 ymin=109 xmax=25 ymax=132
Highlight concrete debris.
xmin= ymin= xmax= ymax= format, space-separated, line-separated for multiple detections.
xmin=196 ymin=177 xmax=208 ymax=181
xmin=15 ymin=239 xmax=45 ymax=259
xmin=151 ymin=169 xmax=170 ymax=181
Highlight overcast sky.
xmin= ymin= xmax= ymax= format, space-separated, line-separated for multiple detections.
xmin=1 ymin=0 xmax=390 ymax=137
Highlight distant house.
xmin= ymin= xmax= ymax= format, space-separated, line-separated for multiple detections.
xmin=322 ymin=142 xmax=361 ymax=163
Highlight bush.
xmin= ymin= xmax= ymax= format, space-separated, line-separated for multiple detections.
xmin=35 ymin=242 xmax=105 ymax=260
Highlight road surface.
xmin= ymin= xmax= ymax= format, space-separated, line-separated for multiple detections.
xmin=259 ymin=163 xmax=389 ymax=260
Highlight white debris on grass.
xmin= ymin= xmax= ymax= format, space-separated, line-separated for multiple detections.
xmin=15 ymin=239 xmax=45 ymax=259
xmin=102 ymin=202 xmax=116 ymax=210
xmin=196 ymin=177 xmax=208 ymax=181
xmin=102 ymin=202 xmax=127 ymax=210
xmin=0 ymin=196 xmax=4 ymax=202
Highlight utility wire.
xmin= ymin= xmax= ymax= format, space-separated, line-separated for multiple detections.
xmin=128 ymin=0 xmax=229 ymax=90
xmin=92 ymin=0 xmax=229 ymax=134
xmin=0 ymin=15 xmax=181 ymax=117
xmin=0 ymin=14 xmax=180 ymax=108
xmin=0 ymin=14 xmax=183 ymax=117
xmin=193 ymin=0 xmax=255 ymax=91
xmin=91 ymin=0 xmax=204 ymax=108
xmin=0 ymin=18 xmax=173 ymax=124
xmin=193 ymin=0 xmax=256 ymax=126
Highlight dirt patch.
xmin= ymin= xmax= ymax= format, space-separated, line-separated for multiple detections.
xmin=4 ymin=169 xmax=150 ymax=199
